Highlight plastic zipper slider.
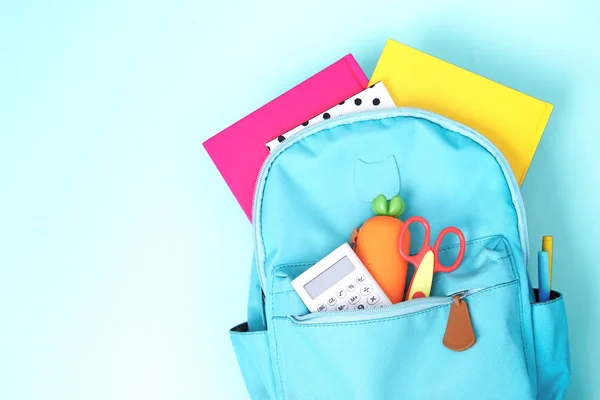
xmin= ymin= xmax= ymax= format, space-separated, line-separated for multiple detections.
xmin=442 ymin=293 xmax=476 ymax=352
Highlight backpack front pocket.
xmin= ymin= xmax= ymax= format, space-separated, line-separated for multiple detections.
xmin=270 ymin=281 xmax=535 ymax=400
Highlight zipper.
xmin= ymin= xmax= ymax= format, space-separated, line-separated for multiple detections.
xmin=252 ymin=108 xmax=530 ymax=291
xmin=288 ymin=287 xmax=481 ymax=325
xmin=289 ymin=286 xmax=482 ymax=352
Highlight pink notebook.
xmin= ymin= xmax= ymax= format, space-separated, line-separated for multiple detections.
xmin=203 ymin=54 xmax=368 ymax=221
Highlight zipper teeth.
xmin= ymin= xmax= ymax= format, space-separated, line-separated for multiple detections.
xmin=293 ymin=296 xmax=450 ymax=321
xmin=290 ymin=287 xmax=482 ymax=325
xmin=252 ymin=108 xmax=530 ymax=290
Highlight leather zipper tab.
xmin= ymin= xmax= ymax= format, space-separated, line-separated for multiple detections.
xmin=443 ymin=294 xmax=476 ymax=352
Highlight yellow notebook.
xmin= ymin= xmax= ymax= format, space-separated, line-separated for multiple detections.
xmin=370 ymin=39 xmax=553 ymax=185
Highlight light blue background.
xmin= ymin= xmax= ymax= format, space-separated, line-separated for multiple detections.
xmin=1 ymin=1 xmax=598 ymax=399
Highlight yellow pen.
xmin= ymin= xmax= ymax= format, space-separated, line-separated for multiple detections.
xmin=542 ymin=236 xmax=553 ymax=290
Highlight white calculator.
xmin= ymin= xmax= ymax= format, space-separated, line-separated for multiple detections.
xmin=291 ymin=243 xmax=392 ymax=313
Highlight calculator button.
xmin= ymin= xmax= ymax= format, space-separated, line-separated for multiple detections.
xmin=336 ymin=289 xmax=347 ymax=299
xmin=336 ymin=303 xmax=349 ymax=311
xmin=327 ymin=297 xmax=337 ymax=307
xmin=355 ymin=303 xmax=366 ymax=310
xmin=367 ymin=293 xmax=380 ymax=305
xmin=317 ymin=304 xmax=327 ymax=312
xmin=346 ymin=283 xmax=357 ymax=292
xmin=348 ymin=294 xmax=361 ymax=305
xmin=356 ymin=275 xmax=366 ymax=284
xmin=360 ymin=285 xmax=373 ymax=296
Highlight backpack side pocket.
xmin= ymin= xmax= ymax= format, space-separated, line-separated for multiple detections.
xmin=531 ymin=290 xmax=571 ymax=400
xmin=230 ymin=323 xmax=276 ymax=400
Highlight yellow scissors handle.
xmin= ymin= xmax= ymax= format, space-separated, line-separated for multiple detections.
xmin=406 ymin=250 xmax=435 ymax=300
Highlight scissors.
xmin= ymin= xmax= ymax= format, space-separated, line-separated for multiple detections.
xmin=398 ymin=216 xmax=466 ymax=301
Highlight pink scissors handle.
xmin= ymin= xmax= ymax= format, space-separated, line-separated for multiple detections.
xmin=432 ymin=226 xmax=466 ymax=273
xmin=398 ymin=216 xmax=431 ymax=266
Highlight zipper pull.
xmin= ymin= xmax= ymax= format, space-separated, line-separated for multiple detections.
xmin=442 ymin=294 xmax=476 ymax=352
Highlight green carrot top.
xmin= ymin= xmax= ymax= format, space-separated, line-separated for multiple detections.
xmin=371 ymin=194 xmax=406 ymax=218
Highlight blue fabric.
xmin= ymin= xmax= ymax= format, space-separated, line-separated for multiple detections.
xmin=273 ymin=282 xmax=532 ymax=399
xmin=532 ymin=291 xmax=571 ymax=399
xmin=229 ymin=108 xmax=570 ymax=399
xmin=229 ymin=325 xmax=276 ymax=399
xmin=247 ymin=256 xmax=266 ymax=332
xmin=353 ymin=155 xmax=400 ymax=202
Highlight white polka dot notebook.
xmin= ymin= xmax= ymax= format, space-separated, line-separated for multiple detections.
xmin=266 ymin=81 xmax=396 ymax=152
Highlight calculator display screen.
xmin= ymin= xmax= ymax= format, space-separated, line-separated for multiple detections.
xmin=304 ymin=256 xmax=356 ymax=299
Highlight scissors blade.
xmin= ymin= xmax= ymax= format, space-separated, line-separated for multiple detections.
xmin=407 ymin=250 xmax=435 ymax=300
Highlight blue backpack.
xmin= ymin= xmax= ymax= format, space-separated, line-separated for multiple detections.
xmin=229 ymin=108 xmax=570 ymax=399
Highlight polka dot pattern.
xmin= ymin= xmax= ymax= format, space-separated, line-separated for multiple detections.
xmin=266 ymin=81 xmax=396 ymax=152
